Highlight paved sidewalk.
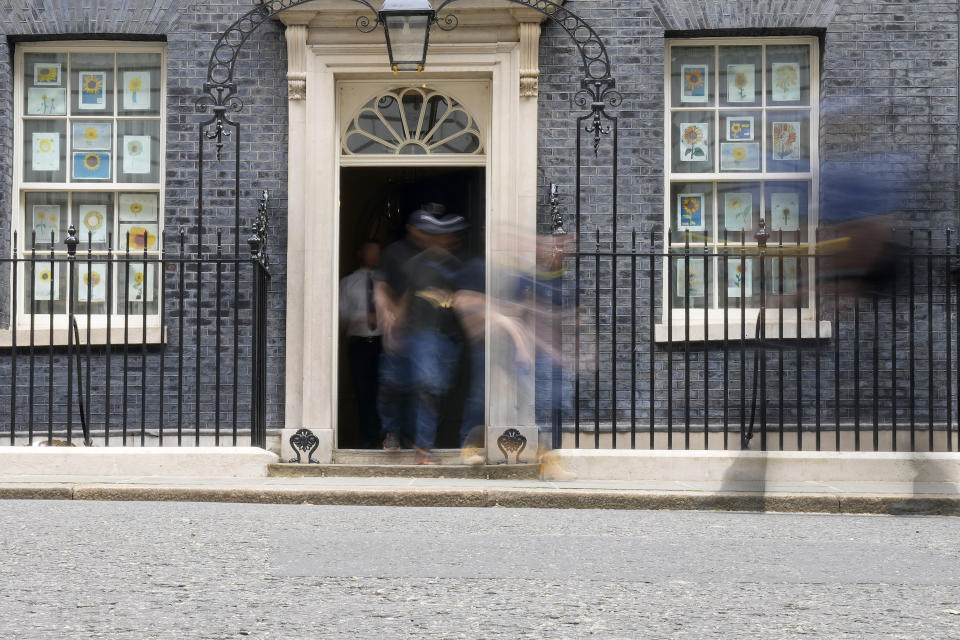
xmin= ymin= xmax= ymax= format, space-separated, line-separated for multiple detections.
xmin=1 ymin=474 xmax=959 ymax=515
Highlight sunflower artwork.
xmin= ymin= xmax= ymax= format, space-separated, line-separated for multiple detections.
xmin=726 ymin=64 xmax=755 ymax=103
xmin=677 ymin=193 xmax=705 ymax=231
xmin=123 ymin=135 xmax=151 ymax=174
xmin=726 ymin=258 xmax=753 ymax=298
xmin=676 ymin=258 xmax=706 ymax=299
xmin=771 ymin=257 xmax=799 ymax=295
xmin=680 ymin=64 xmax=708 ymax=103
xmin=118 ymin=194 xmax=158 ymax=222
xmin=679 ymin=122 xmax=708 ymax=162
xmin=79 ymin=204 xmax=108 ymax=244
xmin=723 ymin=192 xmax=752 ymax=232
xmin=31 ymin=132 xmax=60 ymax=172
xmin=33 ymin=63 xmax=61 ymax=86
xmin=772 ymin=121 xmax=801 ymax=160
xmin=33 ymin=262 xmax=60 ymax=301
xmin=771 ymin=62 xmax=801 ymax=102
xmin=122 ymin=71 xmax=150 ymax=111
xmin=726 ymin=117 xmax=753 ymax=142
xmin=770 ymin=192 xmax=800 ymax=232
xmin=78 ymin=71 xmax=106 ymax=110
xmin=119 ymin=223 xmax=159 ymax=251
xmin=127 ymin=263 xmax=155 ymax=302
xmin=32 ymin=205 xmax=60 ymax=244
xmin=720 ymin=143 xmax=760 ymax=171
xmin=27 ymin=88 xmax=66 ymax=115
xmin=72 ymin=122 xmax=111 ymax=151
xmin=72 ymin=151 xmax=110 ymax=180
xmin=76 ymin=263 xmax=107 ymax=303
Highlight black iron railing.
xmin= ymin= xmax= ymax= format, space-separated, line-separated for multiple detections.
xmin=1 ymin=203 xmax=270 ymax=448
xmin=558 ymin=225 xmax=960 ymax=452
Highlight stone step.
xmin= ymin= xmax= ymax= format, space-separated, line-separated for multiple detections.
xmin=268 ymin=462 xmax=540 ymax=480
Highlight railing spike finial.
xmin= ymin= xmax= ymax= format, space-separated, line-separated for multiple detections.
xmin=550 ymin=183 xmax=566 ymax=236
xmin=755 ymin=217 xmax=770 ymax=248
xmin=65 ymin=225 xmax=78 ymax=256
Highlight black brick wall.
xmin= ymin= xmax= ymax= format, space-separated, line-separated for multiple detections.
xmin=0 ymin=0 xmax=288 ymax=435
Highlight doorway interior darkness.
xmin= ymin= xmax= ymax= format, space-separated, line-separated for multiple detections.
xmin=337 ymin=166 xmax=486 ymax=449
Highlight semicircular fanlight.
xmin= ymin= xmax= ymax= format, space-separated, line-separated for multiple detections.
xmin=342 ymin=87 xmax=483 ymax=156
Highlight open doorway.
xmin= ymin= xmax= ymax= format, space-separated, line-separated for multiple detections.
xmin=337 ymin=166 xmax=485 ymax=449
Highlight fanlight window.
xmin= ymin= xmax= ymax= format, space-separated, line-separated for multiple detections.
xmin=342 ymin=87 xmax=483 ymax=156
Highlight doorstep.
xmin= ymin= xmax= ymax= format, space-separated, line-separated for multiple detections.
xmin=269 ymin=462 xmax=540 ymax=480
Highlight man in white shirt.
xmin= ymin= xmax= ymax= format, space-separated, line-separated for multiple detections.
xmin=339 ymin=241 xmax=383 ymax=448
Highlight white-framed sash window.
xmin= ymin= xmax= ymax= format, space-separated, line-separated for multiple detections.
xmin=11 ymin=41 xmax=165 ymax=332
xmin=661 ymin=36 xmax=825 ymax=340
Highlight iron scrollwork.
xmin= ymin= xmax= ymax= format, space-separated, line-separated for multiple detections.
xmin=289 ymin=428 xmax=320 ymax=464
xmin=497 ymin=428 xmax=527 ymax=464
xmin=248 ymin=189 xmax=270 ymax=271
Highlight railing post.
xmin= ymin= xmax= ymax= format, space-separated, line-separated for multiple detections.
xmin=248 ymin=190 xmax=270 ymax=449
xmin=550 ymin=183 xmax=564 ymax=450
xmin=65 ymin=226 xmax=78 ymax=445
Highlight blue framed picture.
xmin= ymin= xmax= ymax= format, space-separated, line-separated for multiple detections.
xmin=72 ymin=151 xmax=110 ymax=180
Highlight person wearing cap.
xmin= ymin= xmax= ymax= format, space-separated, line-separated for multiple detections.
xmin=375 ymin=203 xmax=467 ymax=460
xmin=402 ymin=210 xmax=468 ymax=463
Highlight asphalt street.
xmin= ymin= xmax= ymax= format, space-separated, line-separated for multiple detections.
xmin=1 ymin=501 xmax=958 ymax=639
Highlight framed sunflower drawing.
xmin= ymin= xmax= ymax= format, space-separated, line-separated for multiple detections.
xmin=72 ymin=151 xmax=111 ymax=180
xmin=78 ymin=204 xmax=108 ymax=243
xmin=771 ymin=62 xmax=801 ymax=102
xmin=772 ymin=121 xmax=801 ymax=160
xmin=676 ymin=193 xmax=705 ymax=232
xmin=723 ymin=192 xmax=752 ymax=231
xmin=27 ymin=87 xmax=66 ymax=115
xmin=680 ymin=64 xmax=708 ymax=103
xmin=78 ymin=71 xmax=106 ymax=110
xmin=770 ymin=257 xmax=799 ymax=295
xmin=678 ymin=122 xmax=708 ymax=162
xmin=725 ymin=116 xmax=753 ymax=142
xmin=76 ymin=263 xmax=107 ymax=303
xmin=720 ymin=143 xmax=760 ymax=171
xmin=119 ymin=223 xmax=159 ymax=251
xmin=118 ymin=193 xmax=158 ymax=222
xmin=32 ymin=204 xmax=60 ymax=243
xmin=72 ymin=122 xmax=112 ymax=151
xmin=31 ymin=132 xmax=60 ymax=172
xmin=122 ymin=135 xmax=151 ymax=175
xmin=726 ymin=258 xmax=753 ymax=298
xmin=33 ymin=262 xmax=60 ymax=301
xmin=675 ymin=258 xmax=706 ymax=299
xmin=127 ymin=263 xmax=155 ymax=302
xmin=769 ymin=192 xmax=800 ymax=232
xmin=33 ymin=62 xmax=61 ymax=86
xmin=726 ymin=64 xmax=755 ymax=103
xmin=122 ymin=71 xmax=150 ymax=111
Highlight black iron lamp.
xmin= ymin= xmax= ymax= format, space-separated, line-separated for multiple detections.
xmin=379 ymin=0 xmax=436 ymax=73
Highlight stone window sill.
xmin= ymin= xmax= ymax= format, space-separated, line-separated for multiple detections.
xmin=0 ymin=325 xmax=165 ymax=348
xmin=654 ymin=318 xmax=832 ymax=343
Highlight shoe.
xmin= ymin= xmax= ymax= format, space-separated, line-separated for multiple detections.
xmin=460 ymin=446 xmax=484 ymax=466
xmin=413 ymin=444 xmax=439 ymax=465
xmin=382 ymin=432 xmax=401 ymax=451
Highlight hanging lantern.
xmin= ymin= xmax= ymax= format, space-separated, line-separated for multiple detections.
xmin=379 ymin=0 xmax=436 ymax=73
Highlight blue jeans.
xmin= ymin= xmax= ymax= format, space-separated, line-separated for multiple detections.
xmin=460 ymin=343 xmax=485 ymax=447
xmin=378 ymin=348 xmax=414 ymax=443
xmin=407 ymin=330 xmax=462 ymax=450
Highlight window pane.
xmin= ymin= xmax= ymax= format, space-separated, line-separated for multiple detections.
xmin=117 ymin=53 xmax=161 ymax=117
xmin=766 ymin=45 xmax=811 ymax=106
xmin=767 ymin=111 xmax=811 ymax=173
xmin=24 ymin=120 xmax=67 ymax=183
xmin=670 ymin=182 xmax=713 ymax=245
xmin=117 ymin=260 xmax=160 ymax=316
xmin=24 ymin=53 xmax=67 ymax=116
xmin=717 ymin=181 xmax=761 ymax=242
xmin=72 ymin=191 xmax=114 ymax=250
xmin=71 ymin=53 xmax=115 ymax=116
xmin=719 ymin=46 xmax=761 ymax=107
xmin=117 ymin=120 xmax=160 ymax=183
xmin=671 ymin=112 xmax=713 ymax=173
xmin=669 ymin=251 xmax=712 ymax=310
xmin=764 ymin=181 xmax=810 ymax=245
xmin=117 ymin=193 xmax=160 ymax=252
xmin=670 ymin=46 xmax=713 ymax=108
xmin=23 ymin=192 xmax=68 ymax=248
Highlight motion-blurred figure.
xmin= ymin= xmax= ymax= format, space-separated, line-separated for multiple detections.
xmin=339 ymin=240 xmax=383 ymax=448
xmin=376 ymin=204 xmax=468 ymax=464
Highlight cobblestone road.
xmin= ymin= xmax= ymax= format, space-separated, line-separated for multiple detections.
xmin=1 ymin=501 xmax=958 ymax=639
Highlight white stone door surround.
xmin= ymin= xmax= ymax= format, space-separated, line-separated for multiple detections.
xmin=277 ymin=1 xmax=549 ymax=463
